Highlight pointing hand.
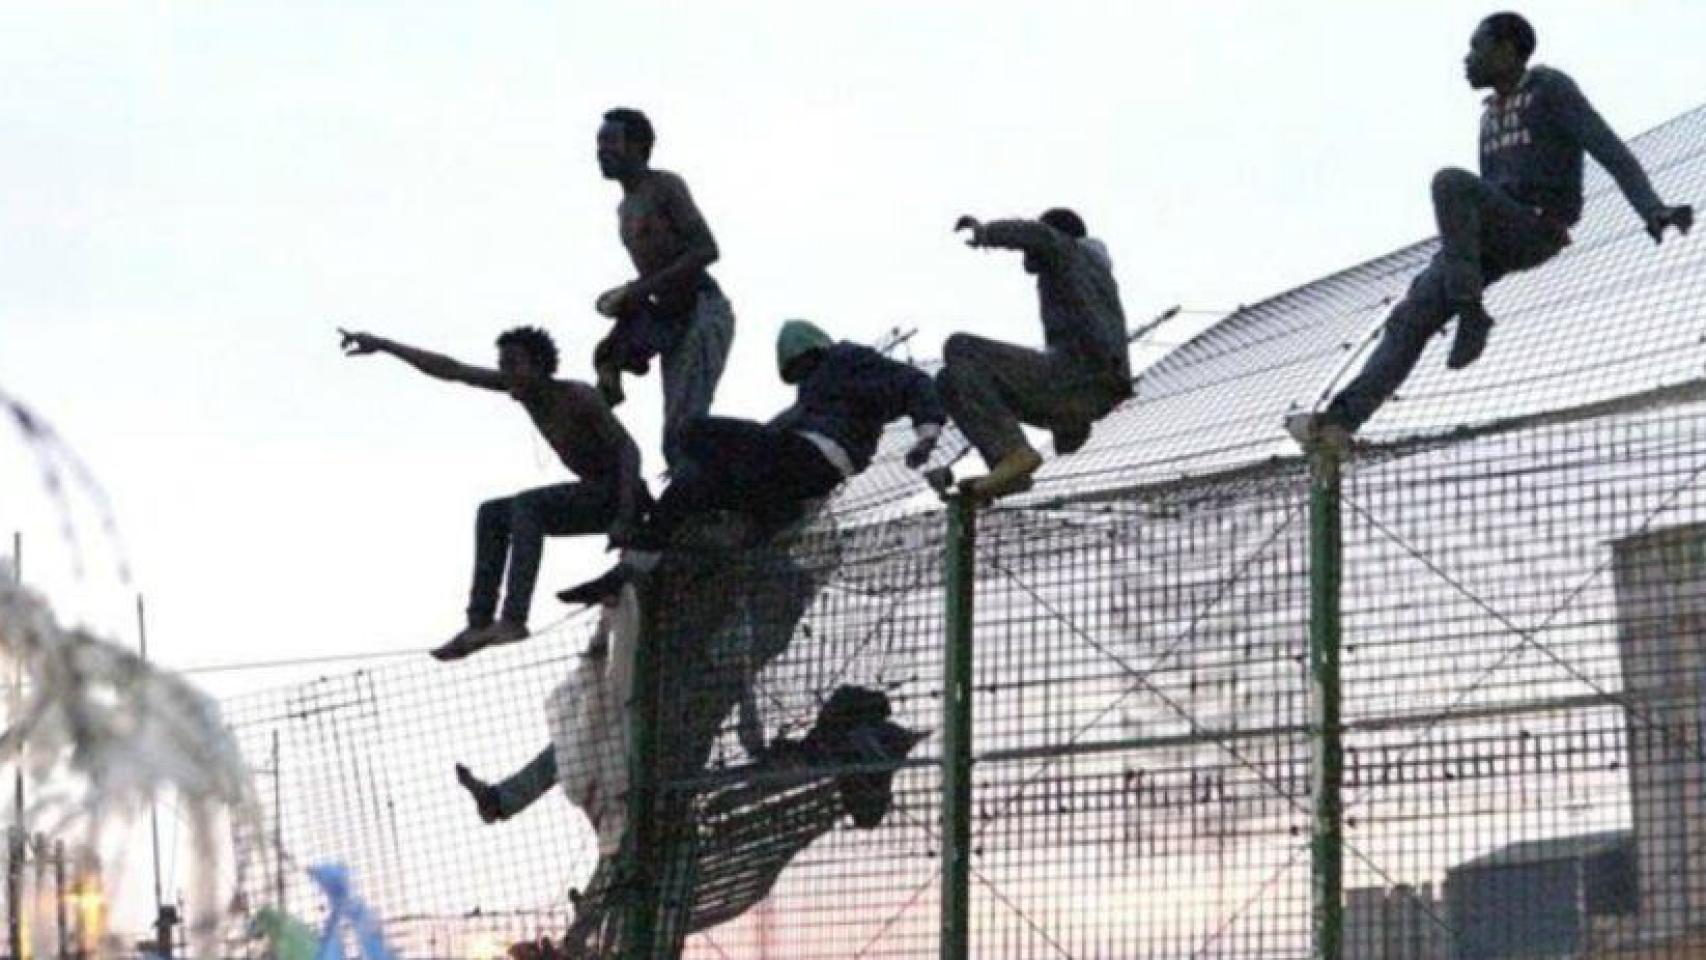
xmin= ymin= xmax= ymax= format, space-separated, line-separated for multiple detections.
xmin=338 ymin=328 xmax=381 ymax=356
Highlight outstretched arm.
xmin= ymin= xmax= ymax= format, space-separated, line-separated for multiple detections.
xmin=1550 ymin=74 xmax=1691 ymax=241
xmin=338 ymin=329 xmax=506 ymax=391
xmin=955 ymin=215 xmax=1074 ymax=265
xmin=861 ymin=350 xmax=947 ymax=468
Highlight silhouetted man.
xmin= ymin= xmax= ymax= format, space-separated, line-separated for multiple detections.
xmin=1287 ymin=11 xmax=1692 ymax=448
xmin=339 ymin=326 xmax=646 ymax=659
xmin=933 ymin=208 xmax=1131 ymax=501
xmin=592 ymin=107 xmax=736 ymax=468
xmin=559 ymin=319 xmax=943 ymax=605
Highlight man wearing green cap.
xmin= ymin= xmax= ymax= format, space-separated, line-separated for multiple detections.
xmin=557 ymin=319 xmax=943 ymax=604
xmin=936 ymin=207 xmax=1132 ymax=500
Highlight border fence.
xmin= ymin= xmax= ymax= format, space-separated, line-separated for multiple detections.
xmin=210 ymin=100 xmax=1706 ymax=959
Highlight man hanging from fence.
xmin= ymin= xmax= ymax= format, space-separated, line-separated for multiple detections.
xmin=930 ymin=207 xmax=1132 ymax=502
xmin=338 ymin=326 xmax=647 ymax=660
xmin=591 ymin=107 xmax=737 ymax=469
xmin=1285 ymin=11 xmax=1693 ymax=449
xmin=555 ymin=318 xmax=944 ymax=606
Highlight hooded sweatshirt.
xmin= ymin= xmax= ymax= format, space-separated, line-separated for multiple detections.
xmin=1480 ymin=65 xmax=1663 ymax=226
xmin=770 ymin=342 xmax=945 ymax=474
xmin=973 ymin=220 xmax=1131 ymax=390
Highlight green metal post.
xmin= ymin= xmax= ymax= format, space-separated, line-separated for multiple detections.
xmin=941 ymin=495 xmax=976 ymax=960
xmin=623 ymin=583 xmax=661 ymax=960
xmin=1307 ymin=446 xmax=1344 ymax=960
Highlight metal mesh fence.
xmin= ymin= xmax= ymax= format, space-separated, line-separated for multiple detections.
xmin=203 ymin=100 xmax=1706 ymax=958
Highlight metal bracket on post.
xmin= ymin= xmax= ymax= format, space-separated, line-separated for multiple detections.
xmin=1306 ymin=443 xmax=1345 ymax=960
xmin=941 ymin=495 xmax=977 ymax=960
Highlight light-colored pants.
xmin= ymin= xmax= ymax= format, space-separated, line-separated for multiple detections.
xmin=661 ymin=287 xmax=735 ymax=468
xmin=936 ymin=333 xmax=1126 ymax=467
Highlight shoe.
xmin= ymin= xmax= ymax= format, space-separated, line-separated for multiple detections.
xmin=430 ymin=620 xmax=529 ymax=661
xmin=455 ymin=763 xmax=506 ymax=824
xmin=963 ymin=447 xmax=1043 ymax=502
xmin=837 ymin=723 xmax=928 ymax=829
xmin=1282 ymin=412 xmax=1352 ymax=453
xmin=557 ymin=565 xmax=629 ymax=607
xmin=1052 ymin=423 xmax=1091 ymax=455
xmin=1447 ymin=302 xmax=1494 ymax=370
xmin=924 ymin=466 xmax=956 ymax=498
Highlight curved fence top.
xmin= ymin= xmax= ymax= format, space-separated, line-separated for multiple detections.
xmin=831 ymin=101 xmax=1706 ymax=522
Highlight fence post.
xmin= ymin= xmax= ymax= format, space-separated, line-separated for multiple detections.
xmin=623 ymin=583 xmax=662 ymax=960
xmin=1307 ymin=445 xmax=1345 ymax=960
xmin=941 ymin=495 xmax=977 ymax=960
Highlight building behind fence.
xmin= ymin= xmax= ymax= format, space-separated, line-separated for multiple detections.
xmin=202 ymin=101 xmax=1706 ymax=958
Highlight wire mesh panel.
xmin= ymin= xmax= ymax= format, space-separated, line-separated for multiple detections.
xmin=1339 ymin=404 xmax=1706 ymax=959
xmin=221 ymin=613 xmax=615 ymax=957
xmin=200 ymin=98 xmax=1706 ymax=958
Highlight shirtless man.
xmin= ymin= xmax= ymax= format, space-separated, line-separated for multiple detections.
xmin=592 ymin=107 xmax=736 ymax=468
xmin=339 ymin=326 xmax=646 ymax=659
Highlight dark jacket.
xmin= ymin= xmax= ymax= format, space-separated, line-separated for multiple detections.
xmin=772 ymin=343 xmax=945 ymax=473
xmin=1480 ymin=65 xmax=1663 ymax=226
xmin=974 ymin=221 xmax=1131 ymax=388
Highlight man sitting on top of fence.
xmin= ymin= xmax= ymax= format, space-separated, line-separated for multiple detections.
xmin=1285 ymin=11 xmax=1693 ymax=449
xmin=338 ymin=326 xmax=647 ymax=660
xmin=557 ymin=318 xmax=944 ymax=606
xmin=930 ymin=207 xmax=1132 ymax=502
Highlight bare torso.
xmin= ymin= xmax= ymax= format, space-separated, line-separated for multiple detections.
xmin=520 ymin=381 xmax=633 ymax=481
xmin=617 ymin=170 xmax=708 ymax=311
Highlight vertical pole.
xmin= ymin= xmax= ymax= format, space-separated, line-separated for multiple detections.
xmin=272 ymin=732 xmax=285 ymax=915
xmin=137 ymin=597 xmax=166 ymax=932
xmin=622 ymin=584 xmax=660 ymax=960
xmin=52 ymin=842 xmax=64 ymax=960
xmin=941 ymin=496 xmax=976 ymax=960
xmin=1307 ymin=446 xmax=1344 ymax=960
xmin=10 ymin=533 xmax=24 ymax=960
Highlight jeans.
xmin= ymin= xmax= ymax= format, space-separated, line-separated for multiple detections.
xmin=650 ymin=417 xmax=844 ymax=542
xmin=491 ymin=746 xmax=559 ymax=818
xmin=468 ymin=481 xmax=620 ymax=626
xmin=1327 ymin=168 xmax=1568 ymax=432
xmin=935 ymin=333 xmax=1128 ymax=466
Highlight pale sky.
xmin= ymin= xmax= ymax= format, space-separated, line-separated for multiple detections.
xmin=6 ymin=0 xmax=1706 ymax=940
xmin=3 ymin=0 xmax=1704 ymax=729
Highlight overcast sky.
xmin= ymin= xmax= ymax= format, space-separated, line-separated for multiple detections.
xmin=4 ymin=1 xmax=1704 ymax=692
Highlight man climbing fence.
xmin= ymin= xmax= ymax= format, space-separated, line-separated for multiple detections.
xmin=1286 ymin=11 xmax=1692 ymax=448
xmin=338 ymin=327 xmax=647 ymax=660
xmin=931 ymin=207 xmax=1132 ymax=501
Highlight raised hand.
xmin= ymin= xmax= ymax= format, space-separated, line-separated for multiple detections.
xmin=338 ymin=328 xmax=382 ymax=356
xmin=954 ymin=215 xmax=982 ymax=247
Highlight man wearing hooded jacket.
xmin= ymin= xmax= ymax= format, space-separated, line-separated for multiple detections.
xmin=557 ymin=319 xmax=944 ymax=604
xmin=936 ymin=207 xmax=1132 ymax=501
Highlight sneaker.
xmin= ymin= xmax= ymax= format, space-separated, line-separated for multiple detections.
xmin=557 ymin=565 xmax=629 ymax=607
xmin=963 ymin=447 xmax=1043 ymax=502
xmin=837 ymin=723 xmax=928 ymax=830
xmin=923 ymin=466 xmax=956 ymax=498
xmin=455 ymin=763 xmax=506 ymax=824
xmin=1446 ymin=302 xmax=1494 ymax=370
xmin=1282 ymin=412 xmax=1351 ymax=453
xmin=1052 ymin=422 xmax=1091 ymax=455
xmin=430 ymin=620 xmax=529 ymax=661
